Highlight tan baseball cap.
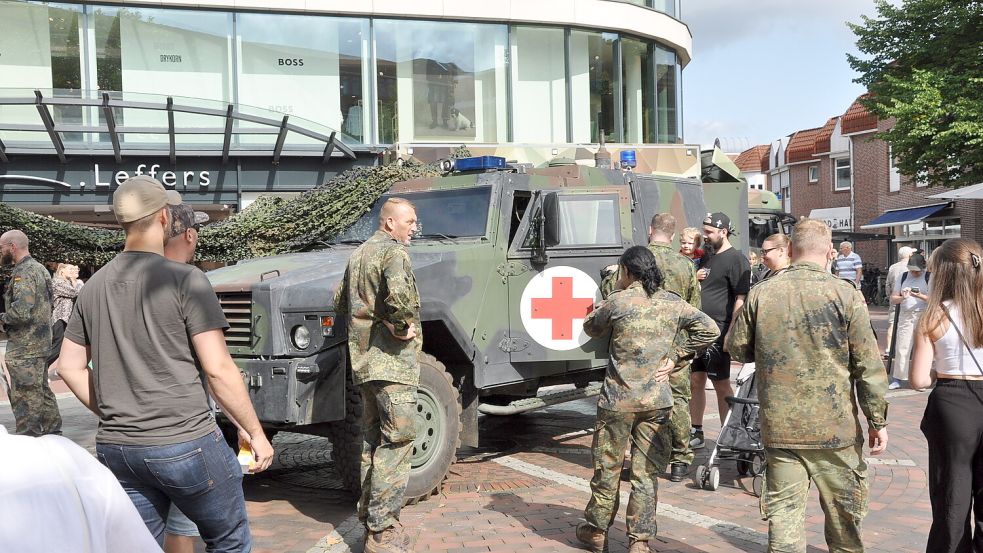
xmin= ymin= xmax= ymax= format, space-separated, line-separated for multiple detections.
xmin=113 ymin=175 xmax=182 ymax=224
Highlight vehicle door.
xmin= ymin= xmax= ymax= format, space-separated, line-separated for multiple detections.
xmin=504 ymin=187 xmax=630 ymax=366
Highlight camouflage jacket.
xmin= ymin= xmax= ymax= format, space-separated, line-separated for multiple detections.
xmin=584 ymin=282 xmax=720 ymax=412
xmin=600 ymin=241 xmax=701 ymax=309
xmin=1 ymin=255 xmax=53 ymax=358
xmin=333 ymin=230 xmax=422 ymax=387
xmin=727 ymin=261 xmax=889 ymax=449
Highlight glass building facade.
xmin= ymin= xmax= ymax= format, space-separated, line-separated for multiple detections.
xmin=0 ymin=1 xmax=684 ymax=147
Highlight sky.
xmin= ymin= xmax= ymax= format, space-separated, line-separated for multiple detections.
xmin=681 ymin=0 xmax=895 ymax=151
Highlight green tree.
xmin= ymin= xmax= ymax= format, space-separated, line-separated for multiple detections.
xmin=848 ymin=0 xmax=983 ymax=188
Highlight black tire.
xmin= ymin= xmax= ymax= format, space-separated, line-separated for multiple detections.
xmin=404 ymin=353 xmax=462 ymax=504
xmin=325 ymin=367 xmax=364 ymax=496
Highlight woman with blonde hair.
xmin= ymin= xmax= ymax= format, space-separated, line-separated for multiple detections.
xmin=910 ymin=238 xmax=983 ymax=552
xmin=47 ymin=263 xmax=83 ymax=370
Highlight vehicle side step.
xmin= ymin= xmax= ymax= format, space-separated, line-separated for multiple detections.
xmin=476 ymin=383 xmax=601 ymax=416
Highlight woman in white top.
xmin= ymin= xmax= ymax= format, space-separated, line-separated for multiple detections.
xmin=889 ymin=252 xmax=930 ymax=388
xmin=910 ymin=238 xmax=983 ymax=553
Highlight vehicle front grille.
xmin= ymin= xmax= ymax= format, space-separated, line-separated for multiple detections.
xmin=217 ymin=292 xmax=252 ymax=348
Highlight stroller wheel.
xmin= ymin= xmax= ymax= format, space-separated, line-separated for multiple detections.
xmin=752 ymin=474 xmax=764 ymax=497
xmin=751 ymin=454 xmax=766 ymax=476
xmin=737 ymin=454 xmax=751 ymax=476
xmin=708 ymin=466 xmax=720 ymax=491
xmin=695 ymin=464 xmax=707 ymax=488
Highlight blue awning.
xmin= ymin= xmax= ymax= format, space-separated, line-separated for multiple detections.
xmin=860 ymin=203 xmax=949 ymax=229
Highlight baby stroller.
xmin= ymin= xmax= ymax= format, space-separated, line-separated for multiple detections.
xmin=695 ymin=364 xmax=766 ymax=497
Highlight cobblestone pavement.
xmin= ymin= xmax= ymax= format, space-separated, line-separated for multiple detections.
xmin=1 ymin=307 xmax=933 ymax=552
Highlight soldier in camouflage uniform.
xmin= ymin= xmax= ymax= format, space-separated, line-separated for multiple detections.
xmin=334 ymin=198 xmax=422 ymax=553
xmin=578 ymin=246 xmax=718 ymax=553
xmin=0 ymin=229 xmax=62 ymax=436
xmin=727 ymin=219 xmax=889 ymax=553
xmin=601 ymin=213 xmax=701 ymax=483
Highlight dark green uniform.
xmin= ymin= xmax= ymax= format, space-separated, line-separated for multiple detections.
xmin=334 ymin=230 xmax=421 ymax=533
xmin=582 ymin=282 xmax=718 ymax=541
xmin=727 ymin=262 xmax=889 ymax=553
xmin=1 ymin=255 xmax=61 ymax=436
xmin=601 ymin=240 xmax=701 ymax=468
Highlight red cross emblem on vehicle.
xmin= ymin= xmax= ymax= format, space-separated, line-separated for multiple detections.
xmin=531 ymin=277 xmax=595 ymax=340
xmin=520 ymin=266 xmax=599 ymax=351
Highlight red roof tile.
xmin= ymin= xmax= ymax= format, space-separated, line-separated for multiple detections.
xmin=785 ymin=127 xmax=822 ymax=164
xmin=813 ymin=117 xmax=838 ymax=155
xmin=841 ymin=94 xmax=878 ymax=134
xmin=735 ymin=145 xmax=770 ymax=173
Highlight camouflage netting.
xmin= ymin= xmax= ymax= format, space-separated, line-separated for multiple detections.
xmin=0 ymin=147 xmax=471 ymax=267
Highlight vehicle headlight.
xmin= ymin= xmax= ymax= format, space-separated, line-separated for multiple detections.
xmin=291 ymin=325 xmax=311 ymax=350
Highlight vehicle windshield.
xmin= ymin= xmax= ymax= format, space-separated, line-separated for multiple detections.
xmin=330 ymin=186 xmax=492 ymax=243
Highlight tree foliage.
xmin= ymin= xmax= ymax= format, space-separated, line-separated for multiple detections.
xmin=0 ymin=149 xmax=471 ymax=267
xmin=848 ymin=0 xmax=983 ymax=188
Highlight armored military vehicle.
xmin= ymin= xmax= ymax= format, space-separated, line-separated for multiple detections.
xmin=206 ymin=153 xmax=748 ymax=503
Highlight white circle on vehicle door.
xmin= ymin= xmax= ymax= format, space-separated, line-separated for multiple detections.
xmin=519 ymin=266 xmax=599 ymax=351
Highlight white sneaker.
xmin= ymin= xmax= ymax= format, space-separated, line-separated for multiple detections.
xmin=888 ymin=380 xmax=901 ymax=390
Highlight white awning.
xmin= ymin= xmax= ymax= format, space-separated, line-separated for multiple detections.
xmin=927 ymin=182 xmax=983 ymax=200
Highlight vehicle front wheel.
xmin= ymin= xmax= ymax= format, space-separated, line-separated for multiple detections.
xmin=404 ymin=353 xmax=462 ymax=504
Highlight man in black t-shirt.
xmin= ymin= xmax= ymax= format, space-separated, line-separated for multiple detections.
xmin=689 ymin=212 xmax=751 ymax=449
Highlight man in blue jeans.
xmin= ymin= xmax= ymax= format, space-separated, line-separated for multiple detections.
xmin=58 ymin=175 xmax=274 ymax=552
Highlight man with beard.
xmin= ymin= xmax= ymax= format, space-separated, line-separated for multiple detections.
xmin=689 ymin=213 xmax=750 ymax=449
xmin=0 ymin=229 xmax=62 ymax=436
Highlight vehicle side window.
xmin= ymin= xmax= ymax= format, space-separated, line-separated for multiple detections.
xmin=509 ymin=191 xmax=532 ymax=245
xmin=555 ymin=194 xmax=620 ymax=248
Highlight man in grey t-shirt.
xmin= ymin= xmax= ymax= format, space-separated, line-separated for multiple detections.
xmin=58 ymin=175 xmax=274 ymax=551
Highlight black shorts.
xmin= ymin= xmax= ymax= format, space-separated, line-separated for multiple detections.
xmin=691 ymin=321 xmax=731 ymax=381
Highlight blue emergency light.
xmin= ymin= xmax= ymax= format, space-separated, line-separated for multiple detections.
xmin=453 ymin=156 xmax=507 ymax=172
xmin=620 ymin=150 xmax=637 ymax=169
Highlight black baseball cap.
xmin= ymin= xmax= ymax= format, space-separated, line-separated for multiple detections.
xmin=703 ymin=212 xmax=733 ymax=232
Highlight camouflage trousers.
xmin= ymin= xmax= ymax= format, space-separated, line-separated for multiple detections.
xmin=763 ymin=444 xmax=869 ymax=553
xmin=585 ymin=406 xmax=672 ymax=541
xmin=5 ymin=354 xmax=62 ymax=436
xmin=666 ymin=365 xmax=693 ymax=467
xmin=357 ymin=380 xmax=418 ymax=533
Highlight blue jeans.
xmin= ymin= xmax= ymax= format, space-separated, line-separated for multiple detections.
xmin=96 ymin=427 xmax=251 ymax=552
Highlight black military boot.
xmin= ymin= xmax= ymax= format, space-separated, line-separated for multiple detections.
xmin=669 ymin=463 xmax=688 ymax=482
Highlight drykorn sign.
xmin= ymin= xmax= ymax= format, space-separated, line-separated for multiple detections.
xmin=0 ymin=154 xmax=370 ymax=206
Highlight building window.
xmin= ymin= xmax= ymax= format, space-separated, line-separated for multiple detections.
xmin=570 ymin=30 xmax=617 ymax=144
xmin=889 ymin=145 xmax=901 ymax=192
xmin=511 ymin=26 xmax=567 ymax=143
xmin=834 ymin=157 xmax=851 ymax=191
xmin=236 ymin=13 xmax=369 ymax=144
xmin=0 ymin=2 xmax=82 ymax=143
xmin=375 ymin=19 xmax=507 ymax=144
xmin=621 ymin=38 xmax=654 ymax=143
xmin=808 ymin=165 xmax=819 ymax=183
xmin=92 ymin=5 xmax=233 ymax=146
xmin=655 ymin=46 xmax=680 ymax=143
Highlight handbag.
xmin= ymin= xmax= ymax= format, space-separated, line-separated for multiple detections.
xmin=943 ymin=306 xmax=983 ymax=376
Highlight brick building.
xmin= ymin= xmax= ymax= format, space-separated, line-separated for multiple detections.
xmin=740 ymin=96 xmax=983 ymax=270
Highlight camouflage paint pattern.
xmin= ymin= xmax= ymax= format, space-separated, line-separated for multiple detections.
xmin=358 ymin=381 xmax=418 ymax=532
xmin=666 ymin=366 xmax=694 ymax=467
xmin=2 ymin=255 xmax=53 ymax=357
xmin=205 ymin=150 xmax=745 ymax=428
xmin=583 ymin=282 xmax=719 ymax=413
xmin=333 ymin=230 xmax=422 ymax=388
xmin=585 ymin=406 xmax=672 ymax=541
xmin=763 ymin=444 xmax=869 ymax=553
xmin=6 ymin=356 xmax=62 ymax=436
xmin=727 ymin=262 xmax=889 ymax=449
xmin=1 ymin=255 xmax=61 ymax=436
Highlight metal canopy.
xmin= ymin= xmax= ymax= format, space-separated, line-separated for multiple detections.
xmin=927 ymin=182 xmax=983 ymax=200
xmin=860 ymin=203 xmax=950 ymax=230
xmin=0 ymin=90 xmax=358 ymax=165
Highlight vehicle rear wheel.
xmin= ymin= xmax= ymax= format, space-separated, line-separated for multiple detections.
xmin=404 ymin=353 xmax=462 ymax=504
